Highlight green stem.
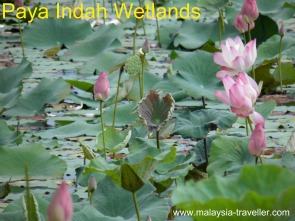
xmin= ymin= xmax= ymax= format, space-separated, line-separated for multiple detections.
xmin=156 ymin=130 xmax=160 ymax=150
xmin=278 ymin=36 xmax=283 ymax=93
xmin=246 ymin=116 xmax=253 ymax=132
xmin=243 ymin=33 xmax=247 ymax=45
xmin=247 ymin=23 xmax=252 ymax=41
xmin=259 ymin=156 xmax=263 ymax=165
xmin=89 ymin=193 xmax=93 ymax=205
xmin=133 ymin=19 xmax=139 ymax=56
xmin=245 ymin=118 xmax=249 ymax=136
xmin=217 ymin=6 xmax=224 ymax=46
xmin=140 ymin=54 xmax=145 ymax=99
xmin=100 ymin=100 xmax=107 ymax=160
xmin=204 ymin=138 xmax=208 ymax=165
xmin=103 ymin=0 xmax=106 ymax=24
xmin=138 ymin=0 xmax=146 ymax=35
xmin=255 ymin=156 xmax=258 ymax=165
xmin=201 ymin=96 xmax=206 ymax=109
xmin=154 ymin=0 xmax=162 ymax=48
xmin=18 ymin=19 xmax=25 ymax=58
xmin=112 ymin=72 xmax=122 ymax=127
xmin=132 ymin=192 xmax=141 ymax=221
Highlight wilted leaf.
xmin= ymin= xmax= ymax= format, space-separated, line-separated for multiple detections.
xmin=138 ymin=90 xmax=175 ymax=132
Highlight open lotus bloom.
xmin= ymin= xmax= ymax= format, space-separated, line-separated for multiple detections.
xmin=234 ymin=13 xmax=255 ymax=33
xmin=93 ymin=71 xmax=110 ymax=101
xmin=248 ymin=124 xmax=266 ymax=156
xmin=241 ymin=0 xmax=259 ymax=23
xmin=47 ymin=182 xmax=73 ymax=221
xmin=215 ymin=73 xmax=260 ymax=118
xmin=213 ymin=36 xmax=257 ymax=78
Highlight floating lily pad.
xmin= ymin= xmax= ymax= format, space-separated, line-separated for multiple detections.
xmin=173 ymin=109 xmax=237 ymax=139
xmin=138 ymin=90 xmax=175 ymax=132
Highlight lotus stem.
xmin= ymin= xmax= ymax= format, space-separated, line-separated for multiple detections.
xmin=132 ymin=192 xmax=141 ymax=221
xmin=243 ymin=33 xmax=247 ymax=45
xmin=18 ymin=19 xmax=25 ymax=58
xmin=217 ymin=6 xmax=224 ymax=46
xmin=89 ymin=192 xmax=93 ymax=205
xmin=138 ymin=0 xmax=146 ymax=36
xmin=204 ymin=138 xmax=208 ymax=165
xmin=140 ymin=54 xmax=146 ymax=99
xmin=100 ymin=100 xmax=107 ymax=160
xmin=112 ymin=72 xmax=123 ymax=127
xmin=156 ymin=130 xmax=160 ymax=150
xmin=154 ymin=0 xmax=162 ymax=47
xmin=201 ymin=96 xmax=206 ymax=109
xmin=245 ymin=118 xmax=249 ymax=136
xmin=133 ymin=19 xmax=139 ymax=55
xmin=247 ymin=23 xmax=252 ymax=41
xmin=255 ymin=156 xmax=258 ymax=165
xmin=246 ymin=116 xmax=253 ymax=132
xmin=278 ymin=36 xmax=283 ymax=93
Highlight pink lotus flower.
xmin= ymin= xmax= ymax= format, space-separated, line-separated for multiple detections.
xmin=249 ymin=111 xmax=264 ymax=127
xmin=241 ymin=0 xmax=259 ymax=23
xmin=234 ymin=13 xmax=255 ymax=33
xmin=93 ymin=72 xmax=110 ymax=101
xmin=215 ymin=73 xmax=260 ymax=118
xmin=213 ymin=36 xmax=257 ymax=78
xmin=248 ymin=124 xmax=266 ymax=156
xmin=47 ymin=182 xmax=73 ymax=221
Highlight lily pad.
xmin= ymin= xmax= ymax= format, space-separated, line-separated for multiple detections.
xmin=0 ymin=144 xmax=67 ymax=181
xmin=138 ymin=90 xmax=175 ymax=132
xmin=172 ymin=50 xmax=222 ymax=100
xmin=23 ymin=17 xmax=92 ymax=48
xmin=173 ymin=109 xmax=237 ymax=139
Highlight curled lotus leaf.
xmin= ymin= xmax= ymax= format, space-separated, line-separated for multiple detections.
xmin=138 ymin=90 xmax=175 ymax=132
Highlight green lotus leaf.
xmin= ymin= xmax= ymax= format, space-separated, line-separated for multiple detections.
xmin=207 ymin=136 xmax=254 ymax=176
xmin=0 ymin=120 xmax=22 ymax=146
xmin=96 ymin=126 xmax=131 ymax=153
xmin=138 ymin=90 xmax=175 ymax=132
xmin=23 ymin=17 xmax=92 ymax=49
xmin=172 ymin=165 xmax=295 ymax=221
xmin=3 ymin=78 xmax=71 ymax=117
xmin=0 ymin=144 xmax=67 ymax=181
xmin=173 ymin=109 xmax=237 ymax=139
xmin=172 ymin=50 xmax=223 ymax=100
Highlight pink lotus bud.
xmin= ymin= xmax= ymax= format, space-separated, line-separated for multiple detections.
xmin=47 ymin=182 xmax=73 ymax=221
xmin=14 ymin=0 xmax=23 ymax=8
xmin=142 ymin=39 xmax=149 ymax=54
xmin=234 ymin=13 xmax=255 ymax=33
xmin=215 ymin=73 xmax=260 ymax=118
xmin=248 ymin=124 xmax=266 ymax=156
xmin=88 ymin=176 xmax=97 ymax=194
xmin=93 ymin=72 xmax=110 ymax=101
xmin=241 ymin=0 xmax=259 ymax=23
xmin=279 ymin=24 xmax=285 ymax=37
xmin=213 ymin=36 xmax=257 ymax=78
